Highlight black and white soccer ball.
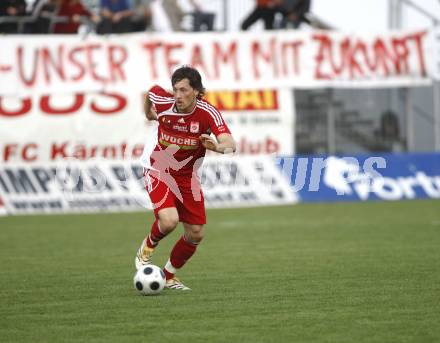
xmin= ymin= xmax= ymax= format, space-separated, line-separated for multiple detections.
xmin=133 ymin=265 xmax=166 ymax=295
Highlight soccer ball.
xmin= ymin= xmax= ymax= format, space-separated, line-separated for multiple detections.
xmin=133 ymin=265 xmax=166 ymax=295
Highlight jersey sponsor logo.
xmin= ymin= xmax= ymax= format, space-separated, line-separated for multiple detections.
xmin=159 ymin=132 xmax=198 ymax=150
xmin=190 ymin=121 xmax=200 ymax=133
xmin=173 ymin=124 xmax=188 ymax=132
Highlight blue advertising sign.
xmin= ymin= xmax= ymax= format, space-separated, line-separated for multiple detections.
xmin=276 ymin=152 xmax=440 ymax=202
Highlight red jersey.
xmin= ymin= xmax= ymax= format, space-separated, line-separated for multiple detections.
xmin=146 ymin=85 xmax=231 ymax=176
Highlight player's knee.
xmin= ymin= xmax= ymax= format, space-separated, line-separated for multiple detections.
xmin=192 ymin=232 xmax=204 ymax=243
xmin=187 ymin=225 xmax=204 ymax=243
xmin=159 ymin=216 xmax=179 ymax=232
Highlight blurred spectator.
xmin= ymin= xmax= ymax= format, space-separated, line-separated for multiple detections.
xmin=130 ymin=0 xmax=152 ymax=32
xmin=97 ymin=0 xmax=132 ymax=34
xmin=241 ymin=0 xmax=282 ymax=31
xmin=188 ymin=0 xmax=215 ymax=32
xmin=26 ymin=0 xmax=59 ymax=33
xmin=380 ymin=111 xmax=400 ymax=140
xmin=0 ymin=0 xmax=27 ymax=33
xmin=279 ymin=0 xmax=311 ymax=29
xmin=377 ymin=110 xmax=402 ymax=152
xmin=53 ymin=0 xmax=99 ymax=34
xmin=161 ymin=0 xmax=183 ymax=31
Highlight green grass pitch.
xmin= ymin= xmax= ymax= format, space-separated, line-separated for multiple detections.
xmin=0 ymin=200 xmax=439 ymax=343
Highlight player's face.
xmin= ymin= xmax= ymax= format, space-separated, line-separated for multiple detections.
xmin=173 ymin=79 xmax=199 ymax=113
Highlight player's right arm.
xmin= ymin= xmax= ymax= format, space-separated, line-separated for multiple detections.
xmin=144 ymin=94 xmax=157 ymax=121
xmin=144 ymin=85 xmax=174 ymax=121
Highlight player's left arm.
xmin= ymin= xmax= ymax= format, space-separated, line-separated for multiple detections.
xmin=201 ymin=102 xmax=236 ymax=154
xmin=200 ymin=133 xmax=236 ymax=154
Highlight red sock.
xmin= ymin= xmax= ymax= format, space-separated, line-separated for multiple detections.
xmin=163 ymin=268 xmax=174 ymax=280
xmin=145 ymin=219 xmax=167 ymax=248
xmin=164 ymin=236 xmax=198 ymax=279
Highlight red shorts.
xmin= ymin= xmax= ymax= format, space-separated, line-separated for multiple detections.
xmin=144 ymin=169 xmax=206 ymax=225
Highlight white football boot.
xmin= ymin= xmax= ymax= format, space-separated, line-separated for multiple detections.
xmin=165 ymin=277 xmax=191 ymax=291
xmin=135 ymin=239 xmax=155 ymax=270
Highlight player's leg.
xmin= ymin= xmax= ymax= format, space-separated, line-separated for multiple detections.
xmin=135 ymin=170 xmax=180 ymax=269
xmin=164 ymin=223 xmax=204 ymax=290
xmin=146 ymin=207 xmax=179 ymax=248
xmin=135 ymin=207 xmax=179 ymax=269
xmin=164 ymin=223 xmax=204 ymax=277
xmin=163 ymin=183 xmax=206 ymax=290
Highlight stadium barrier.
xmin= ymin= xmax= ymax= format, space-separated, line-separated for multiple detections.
xmin=0 ymin=156 xmax=297 ymax=215
xmin=1 ymin=152 xmax=438 ymax=215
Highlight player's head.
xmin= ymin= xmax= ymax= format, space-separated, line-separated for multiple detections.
xmin=172 ymin=66 xmax=205 ymax=99
xmin=171 ymin=66 xmax=205 ymax=113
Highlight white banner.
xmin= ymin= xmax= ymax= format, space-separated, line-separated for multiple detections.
xmin=0 ymin=88 xmax=294 ymax=163
xmin=0 ymin=29 xmax=434 ymax=97
xmin=0 ymin=156 xmax=297 ymax=215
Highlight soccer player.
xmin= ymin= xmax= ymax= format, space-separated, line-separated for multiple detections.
xmin=135 ymin=66 xmax=236 ymax=290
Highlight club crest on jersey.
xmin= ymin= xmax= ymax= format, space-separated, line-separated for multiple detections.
xmin=190 ymin=121 xmax=199 ymax=133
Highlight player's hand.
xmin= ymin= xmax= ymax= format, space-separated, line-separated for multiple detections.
xmin=200 ymin=134 xmax=218 ymax=152
xmin=147 ymin=107 xmax=158 ymax=120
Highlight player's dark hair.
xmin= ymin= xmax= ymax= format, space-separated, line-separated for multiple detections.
xmin=171 ymin=66 xmax=205 ymax=99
